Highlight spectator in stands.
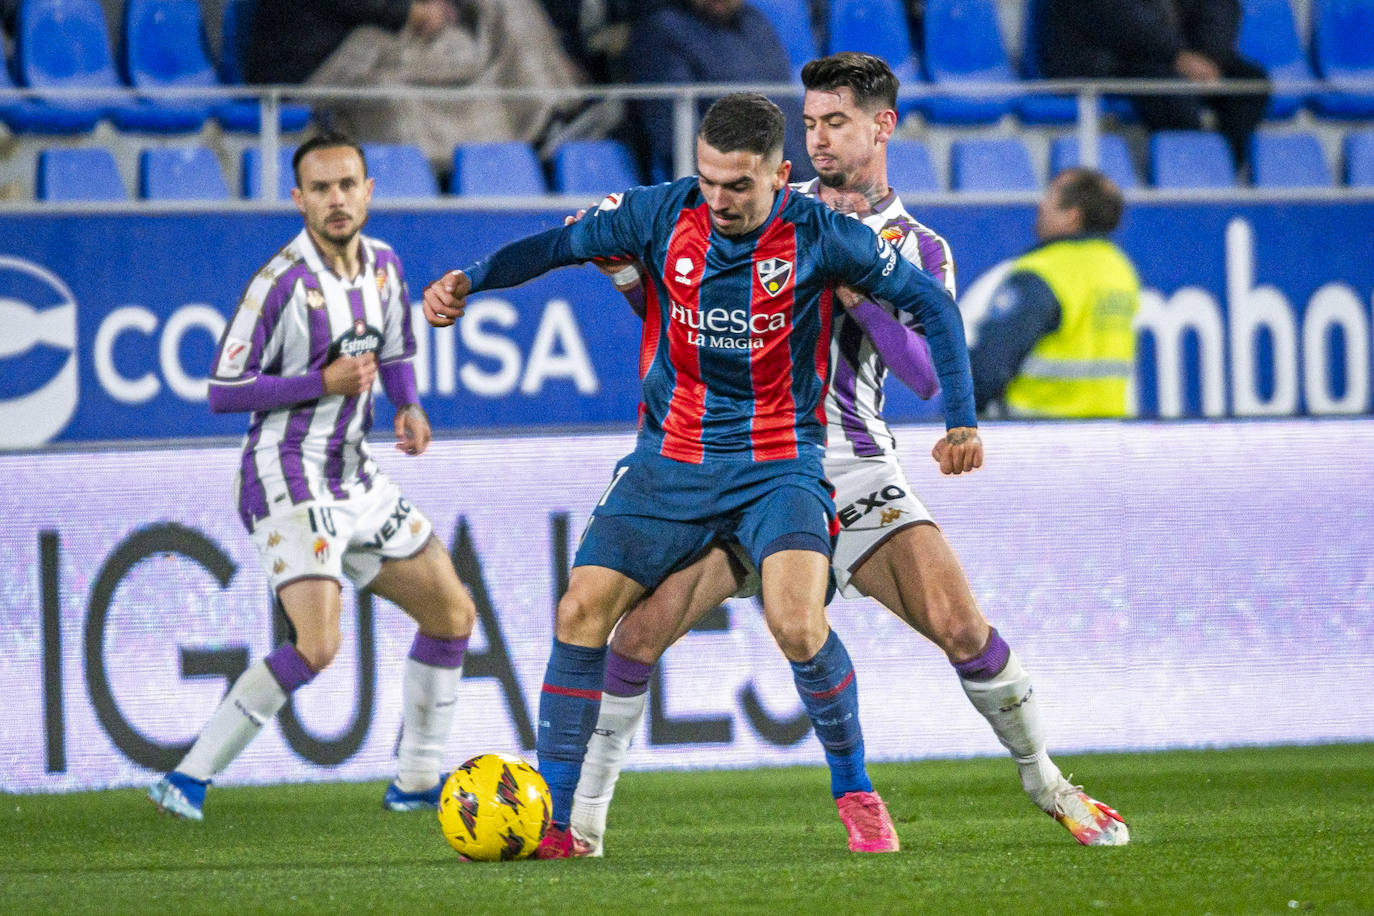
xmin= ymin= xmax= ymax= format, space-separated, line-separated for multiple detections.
xmin=247 ymin=0 xmax=586 ymax=171
xmin=1037 ymin=0 xmax=1270 ymax=171
xmin=620 ymin=0 xmax=814 ymax=182
xmin=970 ymin=168 xmax=1140 ymax=418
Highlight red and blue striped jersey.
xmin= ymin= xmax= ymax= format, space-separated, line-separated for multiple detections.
xmin=463 ymin=177 xmax=975 ymax=463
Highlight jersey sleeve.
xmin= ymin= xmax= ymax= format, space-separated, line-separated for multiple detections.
xmin=206 ymin=266 xmax=323 ymax=413
xmin=820 ymin=211 xmax=976 ymax=428
xmin=378 ymin=250 xmax=415 ymax=365
xmin=464 ymin=184 xmax=668 ymax=292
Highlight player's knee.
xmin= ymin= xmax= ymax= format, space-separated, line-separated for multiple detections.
xmin=765 ymin=612 xmax=828 ymax=662
xmin=556 ymin=590 xmax=610 ymax=642
xmin=936 ymin=608 xmax=991 ymax=662
xmin=439 ymin=582 xmax=476 ymax=638
xmin=293 ymin=632 xmax=341 ymax=672
xmin=608 ymin=612 xmax=669 ymax=663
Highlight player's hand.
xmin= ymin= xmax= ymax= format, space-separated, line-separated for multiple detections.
xmin=394 ymin=403 xmax=432 ymax=456
xmin=423 ymin=269 xmax=470 ymax=327
xmin=834 ymin=284 xmax=867 ymax=311
xmin=322 ymin=352 xmax=377 ymax=397
xmin=932 ymin=426 xmax=983 ymax=476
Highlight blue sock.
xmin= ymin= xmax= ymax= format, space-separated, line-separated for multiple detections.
xmin=790 ymin=629 xmax=872 ymax=798
xmin=535 ymin=639 xmax=607 ymax=828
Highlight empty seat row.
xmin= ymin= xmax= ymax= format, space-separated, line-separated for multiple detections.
xmin=34 ymin=139 xmax=647 ymax=201
xmin=894 ymin=129 xmax=1374 ymax=192
xmin=754 ymin=0 xmax=1374 ymax=126
xmin=35 ymin=128 xmax=1374 ymax=201
xmin=0 ymin=0 xmax=310 ymax=136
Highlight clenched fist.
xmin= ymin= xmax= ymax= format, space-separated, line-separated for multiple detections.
xmin=931 ymin=426 xmax=983 ymax=476
xmin=423 ymin=269 xmax=471 ymax=327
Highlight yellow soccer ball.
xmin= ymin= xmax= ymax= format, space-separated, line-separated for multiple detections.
xmin=436 ymin=753 xmax=551 ymax=861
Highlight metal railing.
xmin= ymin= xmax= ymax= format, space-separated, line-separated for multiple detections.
xmin=2 ymin=76 xmax=1371 ymax=206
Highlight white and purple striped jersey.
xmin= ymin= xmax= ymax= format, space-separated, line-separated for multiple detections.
xmin=210 ymin=229 xmax=417 ymax=529
xmin=794 ymin=179 xmax=957 ymax=458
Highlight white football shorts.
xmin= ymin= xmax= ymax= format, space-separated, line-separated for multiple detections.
xmin=725 ymin=452 xmax=936 ymax=601
xmin=827 ymin=451 xmax=936 ymax=599
xmin=248 ymin=474 xmax=434 ymax=593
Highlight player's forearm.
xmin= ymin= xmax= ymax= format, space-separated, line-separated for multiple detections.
xmin=888 ymin=274 xmax=975 ymax=427
xmin=847 ymin=300 xmax=939 ymax=399
xmin=379 ymin=359 xmax=419 ymax=409
xmin=464 ymin=225 xmax=578 ymax=293
xmin=207 ymin=372 xmax=325 ymax=413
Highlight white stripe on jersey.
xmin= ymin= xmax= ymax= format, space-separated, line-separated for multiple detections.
xmin=793 ymin=178 xmax=957 ymax=458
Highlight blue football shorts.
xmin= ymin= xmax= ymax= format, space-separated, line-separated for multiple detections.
xmin=573 ymin=447 xmax=836 ymax=589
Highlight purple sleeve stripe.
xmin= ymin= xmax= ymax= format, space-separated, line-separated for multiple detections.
xmin=380 ymin=360 xmax=418 ymax=407
xmin=208 ymin=373 xmax=324 ymax=413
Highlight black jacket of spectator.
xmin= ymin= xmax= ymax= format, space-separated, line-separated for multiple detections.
xmin=247 ymin=0 xmax=413 ymax=85
xmin=1038 ymin=0 xmax=1268 ymax=168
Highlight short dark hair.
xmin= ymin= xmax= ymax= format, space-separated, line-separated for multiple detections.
xmin=1055 ymin=167 xmax=1124 ymax=234
xmin=291 ymin=130 xmax=368 ymax=187
xmin=698 ymin=92 xmax=785 ymax=159
xmin=800 ymin=52 xmax=899 ymax=112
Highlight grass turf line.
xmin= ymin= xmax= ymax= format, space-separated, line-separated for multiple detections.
xmin=3 ymin=744 xmax=1373 ymax=915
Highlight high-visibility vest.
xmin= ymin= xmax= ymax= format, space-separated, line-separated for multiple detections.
xmin=1003 ymin=237 xmax=1140 ymax=418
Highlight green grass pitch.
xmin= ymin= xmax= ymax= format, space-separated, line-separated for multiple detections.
xmin=4 ymin=744 xmax=1372 ymax=914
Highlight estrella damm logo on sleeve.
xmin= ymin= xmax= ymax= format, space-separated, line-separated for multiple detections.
xmin=756 ymin=257 xmax=793 ymax=297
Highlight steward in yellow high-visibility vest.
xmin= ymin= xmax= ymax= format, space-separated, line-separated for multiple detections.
xmin=970 ymin=168 xmax=1140 ymax=418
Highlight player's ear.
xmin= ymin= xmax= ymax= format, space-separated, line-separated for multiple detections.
xmin=875 ymin=108 xmax=898 ymax=143
xmin=775 ymin=158 xmax=792 ymax=188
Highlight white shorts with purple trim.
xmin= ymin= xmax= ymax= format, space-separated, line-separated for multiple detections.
xmin=826 ymin=451 xmax=936 ymax=599
xmin=248 ymin=474 xmax=433 ymax=593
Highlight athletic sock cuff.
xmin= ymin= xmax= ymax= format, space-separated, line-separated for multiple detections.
xmin=953 ymin=627 xmax=1011 ymax=681
xmin=265 ymin=643 xmax=316 ymax=693
xmin=409 ymin=632 xmax=469 ymax=669
xmin=604 ymin=649 xmax=653 ymax=697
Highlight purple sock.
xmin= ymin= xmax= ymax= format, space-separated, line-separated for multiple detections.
xmin=603 ymin=650 xmax=653 ymax=697
xmin=409 ymin=632 xmax=469 ymax=669
xmin=264 ymin=643 xmax=316 ymax=693
xmin=953 ymin=627 xmax=1011 ymax=681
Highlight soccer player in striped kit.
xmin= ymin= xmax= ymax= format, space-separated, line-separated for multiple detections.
xmin=423 ymin=91 xmax=982 ymax=856
xmin=149 ymin=132 xmax=476 ymax=821
xmin=569 ymin=54 xmax=1130 ymax=853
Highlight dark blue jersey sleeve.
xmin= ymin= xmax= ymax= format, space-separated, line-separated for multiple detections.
xmin=819 ymin=208 xmax=976 ymax=429
xmin=969 ymin=269 xmax=1062 ymax=411
xmin=463 ymin=184 xmax=673 ymax=292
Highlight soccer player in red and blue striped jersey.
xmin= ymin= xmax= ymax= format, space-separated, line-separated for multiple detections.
xmin=423 ymin=93 xmax=982 ymax=856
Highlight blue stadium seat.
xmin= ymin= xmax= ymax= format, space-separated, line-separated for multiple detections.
xmin=1048 ymin=134 xmax=1140 ymax=189
xmin=120 ymin=0 xmax=215 ymax=130
xmin=949 ymin=137 xmax=1037 ymax=191
xmin=36 ymin=148 xmax=129 ymax=200
xmin=240 ymin=146 xmax=298 ymax=199
xmin=920 ymin=0 xmax=1016 ymax=125
xmin=1310 ymin=0 xmax=1374 ymax=119
xmin=550 ymin=139 xmax=640 ymax=195
xmin=215 ymin=0 xmax=313 ymax=132
xmin=19 ymin=0 xmax=203 ymax=133
xmin=139 ymin=146 xmax=231 ymax=199
xmin=827 ymin=0 xmax=921 ymax=116
xmin=361 ymin=143 xmax=440 ymax=199
xmin=1237 ymin=0 xmax=1314 ymax=118
xmin=1344 ymin=129 xmax=1374 ymax=187
xmin=750 ymin=0 xmax=817 ymax=83
xmin=1149 ymin=131 xmax=1236 ymax=188
xmin=0 ymin=52 xmax=95 ymax=133
xmin=450 ymin=142 xmax=546 ymax=196
xmin=1249 ymin=132 xmax=1333 ymax=187
xmin=886 ymin=138 xmax=940 ymax=192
